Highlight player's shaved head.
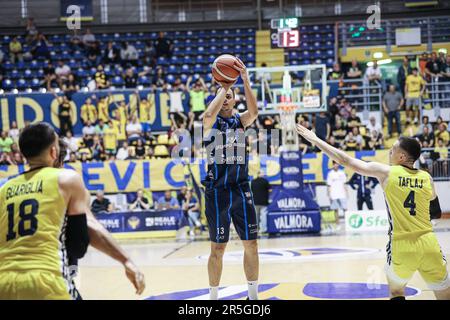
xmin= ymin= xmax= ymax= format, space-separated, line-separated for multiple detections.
xmin=19 ymin=122 xmax=57 ymax=159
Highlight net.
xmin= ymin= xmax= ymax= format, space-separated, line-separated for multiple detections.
xmin=277 ymin=104 xmax=298 ymax=130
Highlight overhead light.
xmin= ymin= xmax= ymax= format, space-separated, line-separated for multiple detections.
xmin=373 ymin=52 xmax=383 ymax=59
xmin=367 ymin=59 xmax=392 ymax=67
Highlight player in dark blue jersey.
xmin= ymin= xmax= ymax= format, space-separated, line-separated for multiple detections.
xmin=202 ymin=58 xmax=259 ymax=300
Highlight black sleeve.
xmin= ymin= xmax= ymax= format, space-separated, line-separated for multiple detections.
xmin=430 ymin=197 xmax=442 ymax=220
xmin=65 ymin=214 xmax=90 ymax=259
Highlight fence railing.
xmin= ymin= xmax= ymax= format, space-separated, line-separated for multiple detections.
xmin=421 ymin=147 xmax=450 ymax=181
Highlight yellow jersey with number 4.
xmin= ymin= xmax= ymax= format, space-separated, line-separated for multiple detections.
xmin=383 ymin=165 xmax=433 ymax=241
xmin=0 ymin=167 xmax=68 ymax=274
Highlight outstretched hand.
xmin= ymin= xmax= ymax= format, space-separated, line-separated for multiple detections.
xmin=234 ymin=57 xmax=248 ymax=82
xmin=296 ymin=124 xmax=318 ymax=143
xmin=124 ymin=260 xmax=146 ymax=295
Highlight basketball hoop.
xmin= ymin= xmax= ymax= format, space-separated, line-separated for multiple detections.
xmin=277 ymin=104 xmax=298 ymax=130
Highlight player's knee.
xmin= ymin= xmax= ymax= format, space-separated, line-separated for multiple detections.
xmin=243 ymin=240 xmax=258 ymax=252
xmin=210 ymin=243 xmax=227 ymax=258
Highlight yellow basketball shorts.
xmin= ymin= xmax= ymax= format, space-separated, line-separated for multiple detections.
xmin=0 ymin=271 xmax=72 ymax=300
xmin=385 ymin=232 xmax=450 ymax=291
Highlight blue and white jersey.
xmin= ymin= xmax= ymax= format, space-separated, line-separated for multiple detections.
xmin=202 ymin=113 xmax=249 ymax=190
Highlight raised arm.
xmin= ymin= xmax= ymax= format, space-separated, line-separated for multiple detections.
xmin=235 ymin=58 xmax=258 ymax=128
xmin=296 ymin=124 xmax=390 ymax=184
xmin=203 ymin=81 xmax=235 ymax=131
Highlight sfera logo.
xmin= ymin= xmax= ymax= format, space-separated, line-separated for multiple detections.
xmin=283 ymin=167 xmax=300 ymax=175
xmin=282 ymin=152 xmax=300 ymax=160
xmin=277 ymin=198 xmax=306 ymax=209
xmin=349 ymin=214 xmax=363 ymax=229
xmin=283 ymin=181 xmax=300 ymax=189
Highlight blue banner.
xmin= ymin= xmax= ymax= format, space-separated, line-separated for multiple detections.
xmin=0 ymin=89 xmax=189 ymax=134
xmin=95 ymin=209 xmax=183 ymax=233
xmin=279 ymin=151 xmax=304 ymax=190
xmin=267 ymin=210 xmax=321 ymax=234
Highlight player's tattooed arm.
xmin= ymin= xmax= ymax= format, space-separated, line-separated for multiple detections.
xmin=296 ymin=124 xmax=390 ymax=183
xmin=235 ymin=58 xmax=258 ymax=128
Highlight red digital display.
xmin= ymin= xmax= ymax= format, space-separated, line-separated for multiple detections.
xmin=278 ymin=30 xmax=300 ymax=48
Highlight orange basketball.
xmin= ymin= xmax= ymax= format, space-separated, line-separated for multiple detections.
xmin=212 ymin=54 xmax=240 ymax=83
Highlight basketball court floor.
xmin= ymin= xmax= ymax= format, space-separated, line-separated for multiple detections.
xmin=78 ymin=219 xmax=450 ymax=300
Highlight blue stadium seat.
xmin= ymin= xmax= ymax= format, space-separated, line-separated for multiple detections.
xmin=112 ymin=76 xmax=124 ymax=87
xmin=2 ymin=79 xmax=14 ymax=91
xmin=138 ymin=76 xmax=151 ymax=86
xmin=10 ymin=70 xmax=20 ymax=80
xmin=166 ymin=74 xmax=175 ymax=84
xmin=180 ymin=74 xmax=188 ymax=82
xmin=168 ymin=65 xmax=178 ymax=74
xmin=23 ymin=69 xmax=33 ymax=79
xmin=30 ymin=78 xmax=41 ymax=90
xmin=16 ymin=79 xmax=28 ymax=90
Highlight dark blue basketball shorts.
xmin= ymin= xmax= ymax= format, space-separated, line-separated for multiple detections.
xmin=205 ymin=182 xmax=258 ymax=243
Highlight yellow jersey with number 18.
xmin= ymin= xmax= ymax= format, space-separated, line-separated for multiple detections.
xmin=0 ymin=167 xmax=68 ymax=274
xmin=383 ymin=165 xmax=433 ymax=241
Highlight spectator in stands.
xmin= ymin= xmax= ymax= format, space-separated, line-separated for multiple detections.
xmin=425 ymin=52 xmax=442 ymax=82
xmin=9 ymin=36 xmax=23 ymax=63
xmin=11 ymin=143 xmax=24 ymax=165
xmin=53 ymin=92 xmax=73 ymax=136
xmin=314 ymin=112 xmax=331 ymax=142
xmin=337 ymin=98 xmax=352 ymax=120
xmin=91 ymin=190 xmax=113 ymax=214
xmin=82 ymin=120 xmax=96 ymax=147
xmin=397 ymin=56 xmax=412 ymax=98
xmin=97 ymin=95 xmax=110 ymax=123
xmin=181 ymin=189 xmax=202 ymax=238
xmin=95 ymin=119 xmax=108 ymax=136
xmin=157 ymin=191 xmax=180 ymax=210
xmin=326 ymin=161 xmax=348 ymax=219
xmin=434 ymin=138 xmax=448 ymax=177
xmin=154 ymin=32 xmax=173 ymax=59
xmin=62 ymin=73 xmax=79 ymax=99
xmin=82 ymin=28 xmax=96 ymax=48
xmin=364 ymin=60 xmax=382 ymax=85
xmin=382 ymin=84 xmax=403 ymax=138
xmin=129 ymin=189 xmax=151 ymax=211
xmin=0 ymin=56 xmax=4 ymax=87
xmin=55 ymin=60 xmax=72 ymax=85
xmin=366 ymin=116 xmax=382 ymax=138
xmin=440 ymin=54 xmax=450 ymax=108
xmin=0 ymin=131 xmax=14 ymax=165
xmin=177 ymin=186 xmax=187 ymax=206
xmin=30 ymin=33 xmax=50 ymax=60
xmin=349 ymin=172 xmax=378 ymax=210
xmin=86 ymin=41 xmax=101 ymax=67
xmin=328 ymin=63 xmax=343 ymax=81
xmin=116 ymin=141 xmax=129 ymax=160
xmin=250 ymin=171 xmax=271 ymax=234
xmin=62 ymin=131 xmax=79 ymax=158
xmin=43 ymin=60 xmax=57 ymax=90
xmin=133 ymin=139 xmax=146 ymax=160
xmin=143 ymin=40 xmax=156 ymax=67
xmin=328 ymin=97 xmax=339 ymax=127
xmin=417 ymin=125 xmax=435 ymax=148
xmin=418 ymin=115 xmax=432 ymax=135
xmin=103 ymin=41 xmax=120 ymax=64
xmin=127 ymin=115 xmax=143 ymax=143
xmin=80 ymin=97 xmax=98 ymax=125
xmin=331 ymin=116 xmax=347 ymax=147
xmin=327 ymin=135 xmax=340 ymax=148
xmin=94 ymin=64 xmax=109 ymax=89
xmin=366 ymin=129 xmax=384 ymax=150
xmin=346 ymin=59 xmax=362 ymax=81
xmin=403 ymin=120 xmax=417 ymax=138
xmin=25 ymin=17 xmax=38 ymax=44
xmin=342 ymin=129 xmax=362 ymax=151
xmin=120 ymin=42 xmax=139 ymax=67
xmin=103 ymin=121 xmax=119 ymax=158
xmin=152 ymin=66 xmax=166 ymax=88
xmin=405 ymin=67 xmax=426 ymax=124
xmin=69 ymin=29 xmax=83 ymax=51
xmin=136 ymin=93 xmax=152 ymax=134
xmin=91 ymin=134 xmax=105 ymax=161
xmin=346 ymin=108 xmax=362 ymax=132
xmin=435 ymin=122 xmax=449 ymax=146
xmin=123 ymin=68 xmax=138 ymax=89
xmin=8 ymin=121 xmax=20 ymax=142
xmin=187 ymin=76 xmax=208 ymax=123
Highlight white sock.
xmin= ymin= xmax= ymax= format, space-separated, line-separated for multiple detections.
xmin=209 ymin=286 xmax=219 ymax=300
xmin=248 ymin=281 xmax=259 ymax=300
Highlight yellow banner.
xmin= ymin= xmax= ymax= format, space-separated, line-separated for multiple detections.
xmin=0 ymin=150 xmax=390 ymax=192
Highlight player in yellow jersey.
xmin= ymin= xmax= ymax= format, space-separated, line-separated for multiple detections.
xmin=296 ymin=124 xmax=450 ymax=300
xmin=55 ymin=140 xmax=145 ymax=296
xmin=0 ymin=122 xmax=90 ymax=300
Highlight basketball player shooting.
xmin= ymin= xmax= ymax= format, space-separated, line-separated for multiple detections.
xmin=296 ymin=124 xmax=450 ymax=300
xmin=202 ymin=57 xmax=260 ymax=300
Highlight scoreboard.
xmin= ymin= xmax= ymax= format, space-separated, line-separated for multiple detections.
xmin=270 ymin=17 xmax=300 ymax=49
